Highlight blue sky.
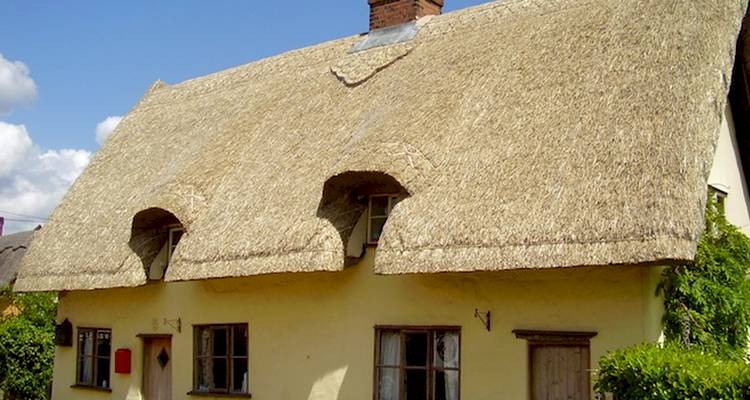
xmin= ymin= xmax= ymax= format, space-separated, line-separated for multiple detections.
xmin=0 ymin=0 xmax=489 ymax=151
xmin=0 ymin=1 xmax=489 ymax=233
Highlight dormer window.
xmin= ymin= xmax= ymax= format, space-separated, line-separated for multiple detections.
xmin=168 ymin=226 xmax=184 ymax=263
xmin=130 ymin=208 xmax=185 ymax=282
xmin=708 ymin=184 xmax=728 ymax=217
xmin=145 ymin=224 xmax=184 ymax=280
xmin=318 ymin=171 xmax=409 ymax=260
xmin=368 ymin=194 xmax=402 ymax=244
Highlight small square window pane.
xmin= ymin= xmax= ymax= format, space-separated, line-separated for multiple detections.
xmin=212 ymin=358 xmax=228 ymax=390
xmin=389 ymin=196 xmax=403 ymax=213
xmin=170 ymin=229 xmax=183 ymax=247
xmin=97 ymin=331 xmax=111 ymax=356
xmin=379 ymin=331 xmax=401 ymax=366
xmin=405 ymin=369 xmax=427 ymax=400
xmin=434 ymin=332 xmax=459 ymax=368
xmin=378 ymin=367 xmax=399 ymax=400
xmin=232 ymin=358 xmax=249 ymax=393
xmin=370 ymin=196 xmax=389 ymax=216
xmin=213 ymin=328 xmax=228 ymax=357
xmin=169 ymin=229 xmax=183 ymax=260
xmin=405 ymin=333 xmax=428 ymax=366
xmin=95 ymin=357 xmax=110 ymax=388
xmin=78 ymin=356 xmax=93 ymax=385
xmin=79 ymin=331 xmax=94 ymax=356
xmin=232 ymin=326 xmax=248 ymax=357
xmin=434 ymin=370 xmax=459 ymax=400
xmin=197 ymin=328 xmax=211 ymax=356
xmin=196 ymin=358 xmax=212 ymax=392
xmin=369 ymin=217 xmax=387 ymax=242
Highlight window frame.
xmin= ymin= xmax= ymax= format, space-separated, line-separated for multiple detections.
xmin=367 ymin=194 xmax=402 ymax=245
xmin=192 ymin=323 xmax=250 ymax=396
xmin=167 ymin=225 xmax=184 ymax=264
xmin=373 ymin=325 xmax=461 ymax=400
xmin=74 ymin=327 xmax=112 ymax=390
xmin=708 ymin=185 xmax=728 ymax=208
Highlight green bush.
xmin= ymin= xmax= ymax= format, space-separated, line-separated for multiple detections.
xmin=0 ymin=317 xmax=54 ymax=399
xmin=0 ymin=288 xmax=56 ymax=400
xmin=595 ymin=344 xmax=750 ymax=400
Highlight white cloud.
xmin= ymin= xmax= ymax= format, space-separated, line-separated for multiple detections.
xmin=0 ymin=122 xmax=91 ymax=234
xmin=0 ymin=122 xmax=33 ymax=177
xmin=95 ymin=115 xmax=123 ymax=145
xmin=0 ymin=54 xmax=37 ymax=115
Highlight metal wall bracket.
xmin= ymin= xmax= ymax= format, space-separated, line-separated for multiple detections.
xmin=163 ymin=317 xmax=181 ymax=333
xmin=474 ymin=309 xmax=491 ymax=332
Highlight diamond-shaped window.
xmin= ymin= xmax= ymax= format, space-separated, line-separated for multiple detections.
xmin=157 ymin=348 xmax=170 ymax=368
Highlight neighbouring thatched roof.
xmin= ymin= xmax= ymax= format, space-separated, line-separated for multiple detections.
xmin=0 ymin=230 xmax=35 ymax=287
xmin=14 ymin=0 xmax=750 ymax=291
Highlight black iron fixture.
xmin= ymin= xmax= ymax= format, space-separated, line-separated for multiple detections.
xmin=163 ymin=317 xmax=181 ymax=333
xmin=54 ymin=318 xmax=73 ymax=346
xmin=474 ymin=309 xmax=491 ymax=332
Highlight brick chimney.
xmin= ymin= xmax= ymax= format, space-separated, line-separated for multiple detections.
xmin=369 ymin=0 xmax=444 ymax=31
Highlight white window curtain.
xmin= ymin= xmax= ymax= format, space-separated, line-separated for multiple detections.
xmin=80 ymin=332 xmax=94 ymax=384
xmin=198 ymin=328 xmax=214 ymax=391
xmin=379 ymin=332 xmax=400 ymax=400
xmin=436 ymin=332 xmax=459 ymax=400
xmin=443 ymin=370 xmax=459 ymax=400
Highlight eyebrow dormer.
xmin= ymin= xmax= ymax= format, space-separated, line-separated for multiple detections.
xmin=318 ymin=171 xmax=409 ymax=263
xmin=129 ymin=208 xmax=184 ymax=281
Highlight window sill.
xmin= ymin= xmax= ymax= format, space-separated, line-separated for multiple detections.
xmin=187 ymin=391 xmax=252 ymax=398
xmin=70 ymin=384 xmax=112 ymax=393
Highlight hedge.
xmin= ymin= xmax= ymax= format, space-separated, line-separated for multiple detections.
xmin=595 ymin=344 xmax=750 ymax=400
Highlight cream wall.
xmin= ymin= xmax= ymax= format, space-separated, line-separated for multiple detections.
xmin=53 ymin=250 xmax=663 ymax=400
xmin=708 ymin=102 xmax=750 ymax=235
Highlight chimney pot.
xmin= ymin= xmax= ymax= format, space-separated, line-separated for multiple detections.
xmin=368 ymin=0 xmax=444 ymax=31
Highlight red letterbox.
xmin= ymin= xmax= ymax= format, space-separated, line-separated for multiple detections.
xmin=114 ymin=348 xmax=131 ymax=374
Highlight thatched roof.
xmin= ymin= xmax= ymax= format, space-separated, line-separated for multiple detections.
xmin=0 ymin=230 xmax=35 ymax=287
xmin=14 ymin=0 xmax=749 ymax=291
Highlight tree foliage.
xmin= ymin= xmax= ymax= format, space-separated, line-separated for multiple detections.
xmin=0 ymin=287 xmax=56 ymax=400
xmin=658 ymin=193 xmax=750 ymax=359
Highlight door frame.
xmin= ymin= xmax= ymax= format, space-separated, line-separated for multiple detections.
xmin=138 ymin=334 xmax=173 ymax=400
xmin=513 ymin=330 xmax=597 ymax=400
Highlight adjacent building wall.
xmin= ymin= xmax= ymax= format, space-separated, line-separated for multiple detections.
xmin=708 ymin=102 xmax=750 ymax=235
xmin=52 ymin=250 xmax=663 ymax=400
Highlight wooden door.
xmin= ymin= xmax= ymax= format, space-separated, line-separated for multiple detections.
xmin=530 ymin=345 xmax=589 ymax=400
xmin=143 ymin=337 xmax=172 ymax=400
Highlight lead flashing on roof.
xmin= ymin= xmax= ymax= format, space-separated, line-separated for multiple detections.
xmin=350 ymin=22 xmax=420 ymax=53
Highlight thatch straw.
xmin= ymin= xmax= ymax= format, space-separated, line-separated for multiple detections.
xmin=0 ymin=230 xmax=34 ymax=287
xmin=14 ymin=0 xmax=749 ymax=291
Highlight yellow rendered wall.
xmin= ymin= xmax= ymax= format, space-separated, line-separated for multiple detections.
xmin=52 ymin=250 xmax=664 ymax=400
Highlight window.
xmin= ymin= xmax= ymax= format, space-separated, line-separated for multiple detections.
xmin=368 ymin=195 xmax=403 ymax=244
xmin=708 ymin=185 xmax=727 ymax=208
xmin=167 ymin=226 xmax=184 ymax=263
xmin=375 ymin=327 xmax=460 ymax=400
xmin=193 ymin=324 xmax=249 ymax=395
xmin=76 ymin=328 xmax=111 ymax=390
